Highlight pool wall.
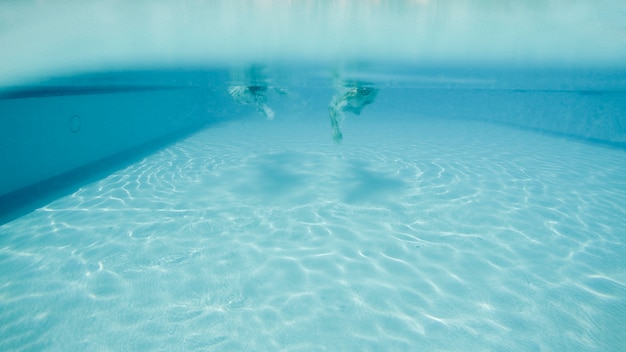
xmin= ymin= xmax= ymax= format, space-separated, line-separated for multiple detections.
xmin=375 ymin=87 xmax=626 ymax=149
xmin=471 ymin=90 xmax=626 ymax=147
xmin=0 ymin=83 xmax=230 ymax=220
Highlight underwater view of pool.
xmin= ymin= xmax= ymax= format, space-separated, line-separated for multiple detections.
xmin=2 ymin=0 xmax=626 ymax=351
xmin=1 ymin=108 xmax=625 ymax=350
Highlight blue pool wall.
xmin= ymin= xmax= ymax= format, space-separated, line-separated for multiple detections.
xmin=373 ymin=89 xmax=626 ymax=148
xmin=0 ymin=71 xmax=238 ymax=220
xmin=362 ymin=66 xmax=626 ymax=148
xmin=1 ymin=90 xmax=199 ymax=195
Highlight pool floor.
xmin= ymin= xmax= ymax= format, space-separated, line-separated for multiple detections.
xmin=1 ymin=116 xmax=625 ymax=351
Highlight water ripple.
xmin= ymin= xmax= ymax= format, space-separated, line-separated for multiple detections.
xmin=1 ymin=118 xmax=625 ymax=350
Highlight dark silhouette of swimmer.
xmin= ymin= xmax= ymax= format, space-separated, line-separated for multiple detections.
xmin=228 ymin=85 xmax=275 ymax=119
xmin=228 ymin=65 xmax=287 ymax=120
xmin=329 ymin=86 xmax=379 ymax=142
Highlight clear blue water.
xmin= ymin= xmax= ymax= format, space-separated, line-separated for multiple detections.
xmin=1 ymin=85 xmax=626 ymax=350
xmin=2 ymin=1 xmax=626 ymax=351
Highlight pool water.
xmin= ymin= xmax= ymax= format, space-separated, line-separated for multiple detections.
xmin=2 ymin=0 xmax=626 ymax=349
xmin=1 ymin=110 xmax=625 ymax=350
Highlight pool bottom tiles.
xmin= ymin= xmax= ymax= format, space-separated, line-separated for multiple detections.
xmin=1 ymin=117 xmax=625 ymax=351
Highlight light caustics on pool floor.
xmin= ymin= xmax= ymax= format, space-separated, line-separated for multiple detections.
xmin=1 ymin=117 xmax=626 ymax=351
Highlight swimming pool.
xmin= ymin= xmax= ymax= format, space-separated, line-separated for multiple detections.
xmin=1 ymin=1 xmax=626 ymax=351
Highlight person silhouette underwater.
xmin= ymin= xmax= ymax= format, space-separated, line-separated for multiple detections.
xmin=328 ymin=86 xmax=379 ymax=142
xmin=228 ymin=85 xmax=276 ymax=120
